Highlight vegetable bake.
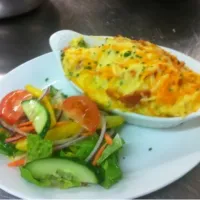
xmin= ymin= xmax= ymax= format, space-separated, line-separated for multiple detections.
xmin=62 ymin=36 xmax=200 ymax=117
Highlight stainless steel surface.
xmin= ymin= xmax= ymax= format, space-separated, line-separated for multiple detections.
xmin=0 ymin=0 xmax=44 ymax=19
xmin=0 ymin=0 xmax=200 ymax=198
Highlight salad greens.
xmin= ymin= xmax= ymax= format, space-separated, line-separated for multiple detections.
xmin=60 ymin=134 xmax=99 ymax=160
xmin=0 ymin=132 xmax=16 ymax=156
xmin=97 ymin=134 xmax=124 ymax=165
xmin=27 ymin=135 xmax=53 ymax=162
xmin=100 ymin=153 xmax=122 ymax=189
xmin=0 ymin=83 xmax=125 ymax=190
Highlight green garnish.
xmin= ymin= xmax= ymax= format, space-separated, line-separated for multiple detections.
xmin=124 ymin=51 xmax=131 ymax=57
xmin=27 ymin=135 xmax=53 ymax=162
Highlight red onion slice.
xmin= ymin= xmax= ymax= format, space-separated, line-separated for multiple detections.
xmin=85 ymin=116 xmax=106 ymax=162
xmin=38 ymin=86 xmax=50 ymax=101
xmin=54 ymin=135 xmax=87 ymax=151
xmin=5 ymin=135 xmax=25 ymax=143
xmin=0 ymin=119 xmax=27 ymax=136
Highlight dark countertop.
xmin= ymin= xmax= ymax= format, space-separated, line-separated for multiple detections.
xmin=0 ymin=0 xmax=200 ymax=198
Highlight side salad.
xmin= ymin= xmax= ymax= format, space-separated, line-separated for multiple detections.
xmin=0 ymin=84 xmax=125 ymax=189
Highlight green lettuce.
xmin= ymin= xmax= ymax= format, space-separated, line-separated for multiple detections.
xmin=99 ymin=153 xmax=122 ymax=189
xmin=97 ymin=134 xmax=124 ymax=165
xmin=60 ymin=134 xmax=98 ymax=160
xmin=27 ymin=135 xmax=53 ymax=162
xmin=0 ymin=132 xmax=16 ymax=156
xmin=20 ymin=167 xmax=81 ymax=189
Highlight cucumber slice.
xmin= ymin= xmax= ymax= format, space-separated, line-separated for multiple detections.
xmin=25 ymin=158 xmax=98 ymax=184
xmin=22 ymin=99 xmax=50 ymax=137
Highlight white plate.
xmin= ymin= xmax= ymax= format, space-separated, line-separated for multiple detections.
xmin=49 ymin=30 xmax=200 ymax=129
xmin=0 ymin=52 xmax=200 ymax=199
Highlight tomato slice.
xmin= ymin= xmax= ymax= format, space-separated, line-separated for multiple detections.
xmin=0 ymin=90 xmax=32 ymax=124
xmin=62 ymin=96 xmax=101 ymax=132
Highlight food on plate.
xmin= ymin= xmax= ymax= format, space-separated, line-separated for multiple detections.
xmin=0 ymin=84 xmax=125 ymax=189
xmin=61 ymin=36 xmax=200 ymax=117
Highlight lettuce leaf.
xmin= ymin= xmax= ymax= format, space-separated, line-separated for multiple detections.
xmin=97 ymin=134 xmax=124 ymax=165
xmin=27 ymin=135 xmax=53 ymax=162
xmin=0 ymin=133 xmax=16 ymax=156
xmin=20 ymin=167 xmax=81 ymax=189
xmin=100 ymin=153 xmax=122 ymax=189
xmin=60 ymin=134 xmax=98 ymax=160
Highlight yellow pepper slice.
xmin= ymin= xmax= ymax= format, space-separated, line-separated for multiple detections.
xmin=16 ymin=139 xmax=27 ymax=152
xmin=25 ymin=84 xmax=56 ymax=128
xmin=45 ymin=121 xmax=81 ymax=141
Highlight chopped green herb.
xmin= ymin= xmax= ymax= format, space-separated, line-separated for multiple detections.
xmin=78 ymin=39 xmax=87 ymax=48
xmin=88 ymin=62 xmax=91 ymax=65
xmin=107 ymin=51 xmax=111 ymax=55
xmin=136 ymin=55 xmax=142 ymax=59
xmin=169 ymin=88 xmax=173 ymax=92
xmin=68 ymin=72 xmax=73 ymax=76
xmin=107 ymin=64 xmax=110 ymax=66
xmin=84 ymin=66 xmax=92 ymax=70
xmin=76 ymin=74 xmax=80 ymax=77
xmin=119 ymin=80 xmax=124 ymax=86
xmin=45 ymin=78 xmax=49 ymax=82
xmin=142 ymin=67 xmax=145 ymax=72
xmin=124 ymin=51 xmax=131 ymax=57
xmin=61 ymin=51 xmax=65 ymax=61
xmin=116 ymin=51 xmax=119 ymax=54
xmin=106 ymin=101 xmax=112 ymax=108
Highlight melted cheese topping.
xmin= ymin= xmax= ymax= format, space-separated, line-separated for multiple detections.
xmin=62 ymin=36 xmax=200 ymax=117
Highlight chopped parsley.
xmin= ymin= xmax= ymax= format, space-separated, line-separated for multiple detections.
xmin=78 ymin=40 xmax=87 ymax=48
xmin=116 ymin=51 xmax=119 ymax=54
xmin=68 ymin=72 xmax=73 ymax=76
xmin=119 ymin=80 xmax=124 ymax=86
xmin=136 ymin=55 xmax=142 ymax=59
xmin=45 ymin=77 xmax=49 ymax=82
xmin=84 ymin=66 xmax=92 ymax=70
xmin=107 ymin=51 xmax=111 ymax=55
xmin=61 ymin=51 xmax=65 ymax=61
xmin=107 ymin=64 xmax=111 ymax=66
xmin=124 ymin=51 xmax=131 ymax=57
xmin=168 ymin=88 xmax=173 ymax=92
xmin=106 ymin=101 xmax=112 ymax=108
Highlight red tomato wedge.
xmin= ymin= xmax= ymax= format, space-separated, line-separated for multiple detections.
xmin=0 ymin=90 xmax=32 ymax=125
xmin=62 ymin=96 xmax=101 ymax=132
